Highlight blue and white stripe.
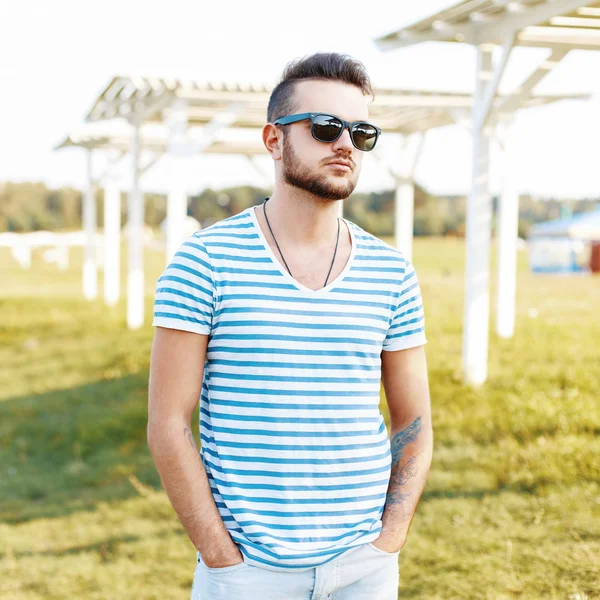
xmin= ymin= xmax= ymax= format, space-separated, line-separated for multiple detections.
xmin=153 ymin=205 xmax=427 ymax=572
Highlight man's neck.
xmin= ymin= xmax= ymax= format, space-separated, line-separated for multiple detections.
xmin=261 ymin=189 xmax=342 ymax=248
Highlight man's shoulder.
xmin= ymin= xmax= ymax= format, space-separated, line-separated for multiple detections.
xmin=348 ymin=220 xmax=410 ymax=268
xmin=193 ymin=208 xmax=253 ymax=241
xmin=184 ymin=208 xmax=258 ymax=267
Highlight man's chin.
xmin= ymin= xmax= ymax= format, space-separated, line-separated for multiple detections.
xmin=284 ymin=171 xmax=356 ymax=200
xmin=320 ymin=173 xmax=355 ymax=191
xmin=330 ymin=181 xmax=356 ymax=199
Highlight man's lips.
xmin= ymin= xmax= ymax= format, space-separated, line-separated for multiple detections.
xmin=326 ymin=161 xmax=352 ymax=172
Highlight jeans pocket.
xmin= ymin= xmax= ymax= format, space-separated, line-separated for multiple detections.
xmin=366 ymin=542 xmax=401 ymax=556
xmin=198 ymin=553 xmax=249 ymax=574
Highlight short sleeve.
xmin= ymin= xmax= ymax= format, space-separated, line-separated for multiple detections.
xmin=152 ymin=234 xmax=216 ymax=335
xmin=382 ymin=259 xmax=427 ymax=352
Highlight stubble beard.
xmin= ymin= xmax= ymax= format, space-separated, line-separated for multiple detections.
xmin=281 ymin=135 xmax=357 ymax=201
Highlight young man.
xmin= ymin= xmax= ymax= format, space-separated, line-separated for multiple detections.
xmin=148 ymin=52 xmax=433 ymax=600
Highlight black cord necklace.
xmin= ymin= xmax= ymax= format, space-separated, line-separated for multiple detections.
xmin=262 ymin=197 xmax=340 ymax=288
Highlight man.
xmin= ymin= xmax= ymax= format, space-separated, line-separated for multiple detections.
xmin=148 ymin=52 xmax=433 ymax=600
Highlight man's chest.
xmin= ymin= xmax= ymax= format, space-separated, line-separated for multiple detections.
xmin=209 ymin=292 xmax=391 ymax=358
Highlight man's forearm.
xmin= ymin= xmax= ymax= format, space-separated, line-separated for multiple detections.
xmin=381 ymin=415 xmax=433 ymax=540
xmin=147 ymin=420 xmax=234 ymax=558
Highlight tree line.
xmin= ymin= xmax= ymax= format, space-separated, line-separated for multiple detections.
xmin=1 ymin=180 xmax=598 ymax=239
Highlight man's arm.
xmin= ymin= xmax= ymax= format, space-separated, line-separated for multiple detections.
xmin=374 ymin=344 xmax=433 ymax=552
xmin=147 ymin=326 xmax=242 ymax=567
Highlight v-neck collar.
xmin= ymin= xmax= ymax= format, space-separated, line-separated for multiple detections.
xmin=247 ymin=204 xmax=357 ymax=297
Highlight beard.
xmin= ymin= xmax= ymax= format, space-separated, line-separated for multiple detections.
xmin=281 ymin=135 xmax=357 ymax=200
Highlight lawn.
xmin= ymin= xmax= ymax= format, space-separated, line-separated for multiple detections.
xmin=1 ymin=235 xmax=599 ymax=599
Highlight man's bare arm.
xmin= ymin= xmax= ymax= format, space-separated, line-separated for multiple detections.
xmin=147 ymin=326 xmax=242 ymax=567
xmin=377 ymin=344 xmax=433 ymax=550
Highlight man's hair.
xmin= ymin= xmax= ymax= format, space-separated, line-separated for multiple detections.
xmin=267 ymin=52 xmax=373 ymax=123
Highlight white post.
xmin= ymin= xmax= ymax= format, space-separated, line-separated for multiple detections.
xmin=12 ymin=244 xmax=31 ymax=269
xmin=496 ymin=121 xmax=519 ymax=339
xmin=395 ymin=178 xmax=414 ymax=262
xmin=166 ymin=99 xmax=189 ymax=263
xmin=463 ymin=47 xmax=493 ymax=386
xmin=127 ymin=120 xmax=144 ymax=330
xmin=57 ymin=246 xmax=69 ymax=271
xmin=83 ymin=150 xmax=97 ymax=300
xmin=104 ymin=179 xmax=121 ymax=307
xmin=166 ymin=172 xmax=188 ymax=263
xmin=394 ymin=133 xmax=424 ymax=261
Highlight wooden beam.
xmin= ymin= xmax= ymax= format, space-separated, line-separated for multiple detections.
xmin=498 ymin=47 xmax=570 ymax=114
xmin=475 ymin=33 xmax=515 ymax=130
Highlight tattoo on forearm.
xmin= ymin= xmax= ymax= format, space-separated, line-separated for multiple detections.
xmin=386 ymin=417 xmax=422 ymax=507
xmin=184 ymin=427 xmax=201 ymax=459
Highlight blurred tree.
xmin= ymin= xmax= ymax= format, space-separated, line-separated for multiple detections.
xmin=0 ymin=181 xmax=597 ymax=236
xmin=144 ymin=193 xmax=167 ymax=227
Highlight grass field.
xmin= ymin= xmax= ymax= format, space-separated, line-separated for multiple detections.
xmin=1 ymin=235 xmax=599 ymax=599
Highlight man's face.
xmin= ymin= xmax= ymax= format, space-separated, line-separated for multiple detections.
xmin=279 ymin=79 xmax=369 ymax=201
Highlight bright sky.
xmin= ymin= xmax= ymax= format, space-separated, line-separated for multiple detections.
xmin=1 ymin=0 xmax=600 ymax=199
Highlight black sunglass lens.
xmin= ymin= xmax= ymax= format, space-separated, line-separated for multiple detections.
xmin=351 ymin=123 xmax=378 ymax=151
xmin=312 ymin=115 xmax=343 ymax=142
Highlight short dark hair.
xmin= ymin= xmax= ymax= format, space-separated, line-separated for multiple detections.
xmin=267 ymin=52 xmax=374 ymax=123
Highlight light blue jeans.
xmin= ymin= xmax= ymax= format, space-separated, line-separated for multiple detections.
xmin=191 ymin=542 xmax=400 ymax=600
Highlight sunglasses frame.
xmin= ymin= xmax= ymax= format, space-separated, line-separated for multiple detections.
xmin=272 ymin=112 xmax=381 ymax=152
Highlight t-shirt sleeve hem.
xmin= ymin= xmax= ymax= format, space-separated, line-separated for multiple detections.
xmin=382 ymin=334 xmax=427 ymax=352
xmin=152 ymin=316 xmax=211 ymax=335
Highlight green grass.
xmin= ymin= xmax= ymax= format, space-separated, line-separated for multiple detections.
xmin=1 ymin=237 xmax=599 ymax=599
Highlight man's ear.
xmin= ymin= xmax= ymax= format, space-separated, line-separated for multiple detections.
xmin=263 ymin=123 xmax=282 ymax=160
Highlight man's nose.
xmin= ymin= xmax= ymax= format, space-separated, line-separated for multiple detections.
xmin=331 ymin=126 xmax=354 ymax=153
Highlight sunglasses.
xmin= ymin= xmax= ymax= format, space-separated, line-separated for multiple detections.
xmin=272 ymin=112 xmax=381 ymax=152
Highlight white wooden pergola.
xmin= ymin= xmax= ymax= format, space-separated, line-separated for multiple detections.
xmin=56 ymin=131 xmax=272 ymax=312
xmin=375 ymin=0 xmax=600 ymax=386
xmin=56 ymin=75 xmax=584 ymax=332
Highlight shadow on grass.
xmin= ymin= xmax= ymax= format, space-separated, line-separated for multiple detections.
xmin=0 ymin=371 xmax=196 ymax=524
xmin=17 ymin=533 xmax=143 ymax=560
xmin=3 ymin=369 xmax=564 ymax=530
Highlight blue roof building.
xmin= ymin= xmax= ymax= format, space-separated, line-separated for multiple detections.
xmin=528 ymin=208 xmax=600 ymax=274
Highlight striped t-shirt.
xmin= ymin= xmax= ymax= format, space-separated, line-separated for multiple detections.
xmin=152 ymin=204 xmax=427 ymax=572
